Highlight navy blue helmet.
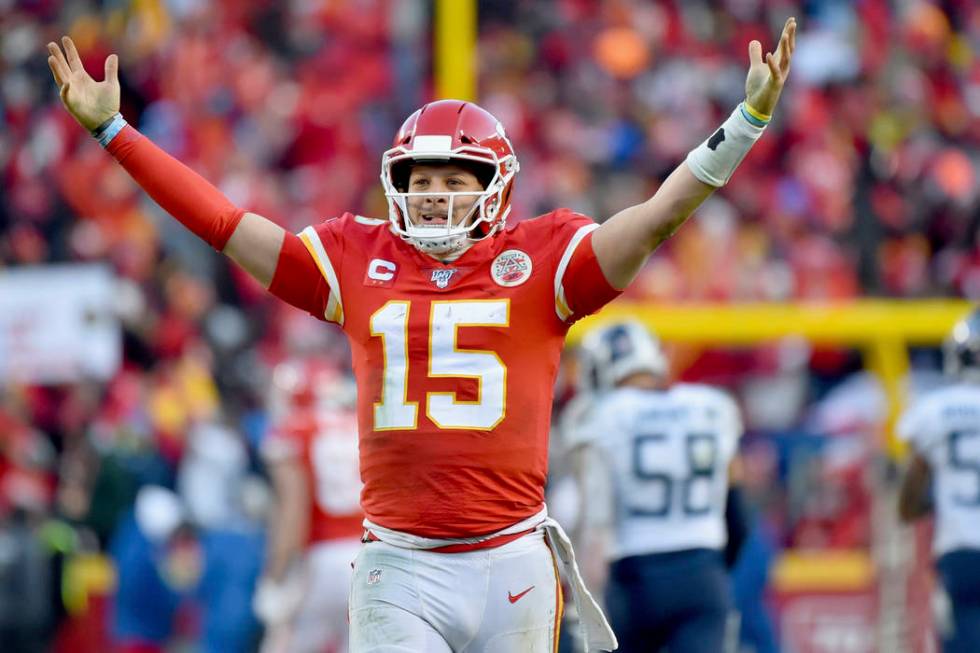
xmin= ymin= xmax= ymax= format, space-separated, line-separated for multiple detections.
xmin=577 ymin=321 xmax=668 ymax=393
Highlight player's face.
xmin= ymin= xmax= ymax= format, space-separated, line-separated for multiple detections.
xmin=405 ymin=164 xmax=484 ymax=228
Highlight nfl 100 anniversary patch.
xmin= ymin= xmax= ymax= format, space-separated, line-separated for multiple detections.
xmin=422 ymin=267 xmax=468 ymax=289
xmin=490 ymin=249 xmax=532 ymax=287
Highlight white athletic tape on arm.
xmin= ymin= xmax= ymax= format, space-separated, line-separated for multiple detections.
xmin=685 ymin=103 xmax=767 ymax=187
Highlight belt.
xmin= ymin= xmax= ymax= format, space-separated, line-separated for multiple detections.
xmin=362 ymin=527 xmax=535 ymax=553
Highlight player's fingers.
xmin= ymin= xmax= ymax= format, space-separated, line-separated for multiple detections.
xmin=61 ymin=35 xmax=84 ymax=73
xmin=788 ymin=20 xmax=797 ymax=54
xmin=47 ymin=55 xmax=68 ymax=87
xmin=47 ymin=42 xmax=71 ymax=79
xmin=748 ymin=40 xmax=762 ymax=66
xmin=766 ymin=52 xmax=780 ymax=81
xmin=779 ymin=31 xmax=791 ymax=68
xmin=105 ymin=54 xmax=119 ymax=84
xmin=773 ymin=36 xmax=786 ymax=72
xmin=781 ymin=16 xmax=795 ymax=39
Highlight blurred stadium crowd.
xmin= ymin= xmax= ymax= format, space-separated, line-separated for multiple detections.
xmin=1 ymin=0 xmax=979 ymax=651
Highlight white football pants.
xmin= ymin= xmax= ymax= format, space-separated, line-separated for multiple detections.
xmin=348 ymin=529 xmax=562 ymax=652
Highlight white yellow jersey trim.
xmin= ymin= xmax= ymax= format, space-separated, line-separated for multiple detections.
xmin=554 ymin=223 xmax=598 ymax=321
xmin=299 ymin=226 xmax=344 ymax=325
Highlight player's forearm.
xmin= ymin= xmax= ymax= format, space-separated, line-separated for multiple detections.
xmin=898 ymin=473 xmax=932 ymax=522
xmin=105 ymin=124 xmax=286 ymax=285
xmin=593 ymin=103 xmax=769 ymax=289
xmin=898 ymin=485 xmax=931 ymax=522
xmin=265 ymin=467 xmax=310 ymax=581
xmin=723 ymin=484 xmax=751 ymax=568
xmin=107 ymin=125 xmax=245 ymax=247
xmin=897 ymin=454 xmax=933 ymax=522
xmin=592 ymin=165 xmax=715 ymax=289
xmin=580 ymin=530 xmax=611 ymax=600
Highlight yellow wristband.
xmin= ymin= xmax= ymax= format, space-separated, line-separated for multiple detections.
xmin=743 ymin=102 xmax=771 ymax=123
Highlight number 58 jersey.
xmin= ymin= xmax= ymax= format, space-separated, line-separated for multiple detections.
xmin=296 ymin=210 xmax=620 ymax=538
xmin=569 ymin=384 xmax=743 ymax=560
xmin=898 ymin=383 xmax=980 ymax=556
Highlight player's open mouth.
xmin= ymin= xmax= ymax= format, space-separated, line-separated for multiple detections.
xmin=419 ymin=214 xmax=448 ymax=224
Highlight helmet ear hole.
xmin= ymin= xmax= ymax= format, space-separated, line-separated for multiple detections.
xmin=486 ymin=197 xmax=498 ymax=219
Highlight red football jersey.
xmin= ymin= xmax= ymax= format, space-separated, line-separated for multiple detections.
xmin=264 ymin=408 xmax=364 ymax=544
xmin=296 ymin=209 xmax=619 ymax=537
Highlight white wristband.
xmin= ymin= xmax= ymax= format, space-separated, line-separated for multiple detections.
xmin=685 ymin=103 xmax=767 ymax=187
xmin=93 ymin=113 xmax=127 ymax=148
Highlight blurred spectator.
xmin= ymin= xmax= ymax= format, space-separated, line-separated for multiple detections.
xmin=178 ymin=420 xmax=266 ymax=653
xmin=0 ymin=507 xmax=57 ymax=653
xmin=4 ymin=1 xmax=980 ymax=650
xmin=109 ymin=485 xmax=199 ymax=653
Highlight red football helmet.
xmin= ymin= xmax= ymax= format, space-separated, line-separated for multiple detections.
xmin=381 ymin=100 xmax=520 ymax=255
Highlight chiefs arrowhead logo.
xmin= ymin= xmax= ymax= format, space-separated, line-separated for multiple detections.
xmin=491 ymin=249 xmax=532 ymax=287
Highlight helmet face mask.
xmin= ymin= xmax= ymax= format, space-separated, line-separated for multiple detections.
xmin=381 ymin=101 xmax=519 ymax=256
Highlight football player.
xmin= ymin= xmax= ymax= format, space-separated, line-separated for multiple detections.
xmin=46 ymin=18 xmax=794 ymax=651
xmin=898 ymin=307 xmax=980 ymax=653
xmin=568 ymin=321 xmax=749 ymax=653
xmin=255 ymin=359 xmax=363 ymax=653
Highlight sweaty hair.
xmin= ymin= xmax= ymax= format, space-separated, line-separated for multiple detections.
xmin=391 ymin=159 xmax=495 ymax=192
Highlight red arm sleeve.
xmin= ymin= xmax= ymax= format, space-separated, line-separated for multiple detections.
xmin=106 ymin=125 xmax=245 ymax=250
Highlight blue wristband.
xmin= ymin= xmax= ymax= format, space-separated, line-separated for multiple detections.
xmin=93 ymin=113 xmax=127 ymax=148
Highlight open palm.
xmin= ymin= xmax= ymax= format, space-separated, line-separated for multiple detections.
xmin=744 ymin=17 xmax=796 ymax=117
xmin=47 ymin=36 xmax=120 ymax=131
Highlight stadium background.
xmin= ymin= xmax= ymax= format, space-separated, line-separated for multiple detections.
xmin=1 ymin=0 xmax=979 ymax=651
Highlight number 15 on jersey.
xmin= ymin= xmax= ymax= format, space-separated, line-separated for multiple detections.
xmin=370 ymin=299 xmax=510 ymax=431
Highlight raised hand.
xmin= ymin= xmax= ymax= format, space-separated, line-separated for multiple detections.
xmin=47 ymin=36 xmax=120 ymax=131
xmin=745 ymin=17 xmax=796 ymax=117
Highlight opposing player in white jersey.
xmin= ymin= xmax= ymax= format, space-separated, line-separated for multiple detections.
xmin=898 ymin=307 xmax=980 ymax=653
xmin=567 ymin=321 xmax=749 ymax=653
xmin=255 ymin=359 xmax=364 ymax=653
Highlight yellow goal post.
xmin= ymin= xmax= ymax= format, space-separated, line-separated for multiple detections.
xmin=568 ymin=300 xmax=975 ymax=458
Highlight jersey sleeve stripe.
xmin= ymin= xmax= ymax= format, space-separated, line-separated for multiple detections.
xmin=554 ymin=223 xmax=599 ymax=321
xmin=299 ymin=226 xmax=345 ymax=325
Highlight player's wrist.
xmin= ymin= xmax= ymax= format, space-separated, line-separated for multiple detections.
xmin=740 ymin=101 xmax=771 ymax=127
xmin=684 ymin=103 xmax=767 ymax=187
xmin=91 ymin=112 xmax=127 ymax=148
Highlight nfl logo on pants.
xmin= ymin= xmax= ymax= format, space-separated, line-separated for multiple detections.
xmin=367 ymin=568 xmax=383 ymax=585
